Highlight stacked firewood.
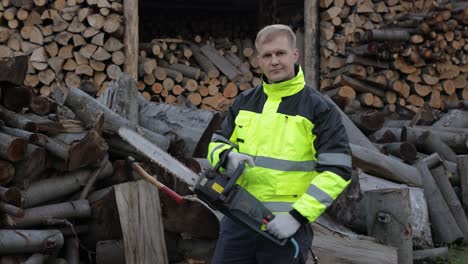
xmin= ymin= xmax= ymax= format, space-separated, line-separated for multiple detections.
xmin=319 ymin=0 xmax=468 ymax=114
xmin=0 ymin=58 xmax=221 ymax=262
xmin=136 ymin=37 xmax=263 ymax=112
xmin=0 ymin=0 xmax=125 ymax=97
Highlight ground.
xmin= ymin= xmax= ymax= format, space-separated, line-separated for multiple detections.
xmin=449 ymin=246 xmax=468 ymax=264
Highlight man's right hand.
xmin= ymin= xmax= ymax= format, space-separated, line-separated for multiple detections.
xmin=225 ymin=152 xmax=255 ymax=176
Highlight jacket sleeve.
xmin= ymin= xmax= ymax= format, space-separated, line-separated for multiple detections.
xmin=207 ymin=98 xmax=241 ymax=167
xmin=291 ymin=99 xmax=352 ymax=223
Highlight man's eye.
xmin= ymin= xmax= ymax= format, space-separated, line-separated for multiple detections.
xmin=263 ymin=54 xmax=271 ymax=58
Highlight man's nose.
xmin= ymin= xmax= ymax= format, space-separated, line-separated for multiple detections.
xmin=271 ymin=55 xmax=279 ymax=64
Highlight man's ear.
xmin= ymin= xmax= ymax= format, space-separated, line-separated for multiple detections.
xmin=292 ymin=48 xmax=299 ymax=62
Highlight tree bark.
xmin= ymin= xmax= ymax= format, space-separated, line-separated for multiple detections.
xmin=350 ymin=143 xmax=422 ymax=186
xmin=432 ymin=109 xmax=468 ymax=128
xmin=415 ymin=158 xmax=464 ymax=244
xmin=115 ymin=180 xmax=169 ymax=264
xmin=138 ymin=97 xmax=221 ymax=158
xmin=431 ymin=164 xmax=468 ymax=243
xmin=0 ymin=55 xmax=28 ymax=85
xmin=0 ymin=230 xmax=63 ymax=254
xmin=378 ymin=142 xmax=417 ymax=162
xmin=402 ymin=126 xmax=467 ymax=154
xmin=97 ymin=72 xmax=139 ymax=123
xmin=367 ymin=188 xmax=413 ymax=264
xmin=458 ymin=155 xmax=468 ymax=215
xmin=11 ymin=200 xmax=91 ymax=228
xmin=413 ymin=247 xmax=449 ymax=262
xmin=12 ymin=144 xmax=46 ymax=188
xmin=96 ymin=240 xmax=125 ymax=264
xmin=0 ymin=131 xmax=27 ymax=162
xmin=24 ymin=161 xmax=112 ymax=208
xmin=64 ymin=87 xmax=169 ymax=150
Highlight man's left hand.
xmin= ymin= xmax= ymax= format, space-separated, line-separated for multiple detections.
xmin=266 ymin=213 xmax=301 ymax=239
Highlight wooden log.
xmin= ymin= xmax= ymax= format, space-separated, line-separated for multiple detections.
xmin=0 ymin=159 xmax=15 ymax=186
xmin=24 ymin=161 xmax=112 ymax=208
xmin=336 ymin=74 xmax=385 ymax=97
xmin=65 ymin=237 xmax=79 ymax=264
xmin=115 ymin=180 xmax=169 ymax=264
xmin=0 ymin=200 xmax=23 ymax=217
xmin=401 ymin=127 xmax=467 ymax=154
xmin=324 ymin=95 xmax=379 ymax=151
xmin=0 ymin=230 xmax=63 ymax=254
xmin=350 ymin=143 xmax=422 ymax=186
xmin=0 ymin=126 xmax=69 ymax=161
xmin=354 ymin=171 xmax=432 ymax=248
xmin=415 ymin=158 xmax=464 ymax=244
xmin=12 ymin=144 xmax=46 ymax=188
xmin=0 ymin=55 xmax=27 ymax=85
xmin=367 ymin=188 xmax=412 ymax=264
xmin=97 ymin=73 xmax=139 ymax=123
xmin=22 ymin=253 xmax=46 ymax=264
xmin=459 ymin=155 xmax=468 ymax=215
xmin=64 ymin=87 xmax=170 ymax=150
xmin=431 ymin=164 xmax=468 ymax=243
xmin=413 ymin=247 xmax=449 ymax=262
xmin=2 ymin=85 xmax=32 ymax=113
xmin=96 ymin=240 xmax=125 ymax=264
xmin=432 ymin=109 xmax=468 ymax=128
xmin=200 ymin=44 xmax=242 ymax=81
xmin=416 ymin=131 xmax=457 ymax=162
xmin=312 ymin=221 xmax=397 ymax=264
xmin=163 ymin=62 xmax=200 ymax=80
xmin=138 ymin=97 xmax=221 ymax=157
xmin=348 ymin=109 xmax=384 ymax=135
xmin=379 ymin=142 xmax=417 ymax=162
xmin=0 ymin=186 xmax=23 ymax=207
xmin=0 ymin=131 xmax=27 ymax=162
xmin=11 ymin=199 xmax=91 ymax=228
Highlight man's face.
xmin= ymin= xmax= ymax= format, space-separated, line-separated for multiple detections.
xmin=257 ymin=34 xmax=299 ymax=83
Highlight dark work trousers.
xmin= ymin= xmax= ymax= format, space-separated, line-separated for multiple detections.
xmin=211 ymin=217 xmax=313 ymax=264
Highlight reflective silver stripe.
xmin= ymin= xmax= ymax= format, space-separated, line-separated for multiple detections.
xmin=317 ymin=153 xmax=352 ymax=168
xmin=306 ymin=185 xmax=334 ymax=207
xmin=210 ymin=144 xmax=227 ymax=163
xmin=263 ymin=202 xmax=293 ymax=212
xmin=211 ymin=134 xmax=237 ymax=148
xmin=253 ymin=156 xmax=316 ymax=172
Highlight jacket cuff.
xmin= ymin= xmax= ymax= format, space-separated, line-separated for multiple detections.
xmin=289 ymin=209 xmax=309 ymax=224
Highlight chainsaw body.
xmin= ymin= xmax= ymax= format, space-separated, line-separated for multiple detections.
xmin=194 ymin=160 xmax=287 ymax=246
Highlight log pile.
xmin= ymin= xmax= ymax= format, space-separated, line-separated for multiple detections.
xmin=0 ymin=67 xmax=222 ymax=263
xmin=325 ymin=96 xmax=468 ymax=263
xmin=318 ymin=0 xmax=468 ymax=114
xmin=0 ymin=0 xmax=126 ymax=97
xmin=135 ymin=37 xmax=263 ymax=112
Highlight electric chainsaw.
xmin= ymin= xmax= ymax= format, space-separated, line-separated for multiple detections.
xmin=118 ymin=126 xmax=287 ymax=246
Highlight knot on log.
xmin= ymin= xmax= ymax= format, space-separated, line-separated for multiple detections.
xmin=377 ymin=212 xmax=391 ymax=224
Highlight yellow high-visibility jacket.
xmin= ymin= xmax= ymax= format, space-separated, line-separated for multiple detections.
xmin=207 ymin=65 xmax=351 ymax=223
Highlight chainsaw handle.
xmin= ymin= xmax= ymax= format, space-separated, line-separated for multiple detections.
xmin=222 ymin=162 xmax=245 ymax=195
xmin=128 ymin=157 xmax=185 ymax=204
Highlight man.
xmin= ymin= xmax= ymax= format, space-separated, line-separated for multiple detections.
xmin=207 ymin=24 xmax=352 ymax=263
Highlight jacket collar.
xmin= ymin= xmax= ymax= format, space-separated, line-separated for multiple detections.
xmin=262 ymin=65 xmax=305 ymax=98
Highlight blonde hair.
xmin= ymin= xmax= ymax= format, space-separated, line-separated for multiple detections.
xmin=255 ymin=24 xmax=296 ymax=50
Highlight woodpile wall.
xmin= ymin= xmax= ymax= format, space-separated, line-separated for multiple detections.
xmin=0 ymin=0 xmax=125 ymax=97
xmin=0 ymin=0 xmax=466 ymax=262
xmin=318 ymin=0 xmax=468 ymax=114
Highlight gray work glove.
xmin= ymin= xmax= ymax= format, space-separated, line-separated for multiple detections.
xmin=225 ymin=152 xmax=255 ymax=176
xmin=266 ymin=213 xmax=301 ymax=239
